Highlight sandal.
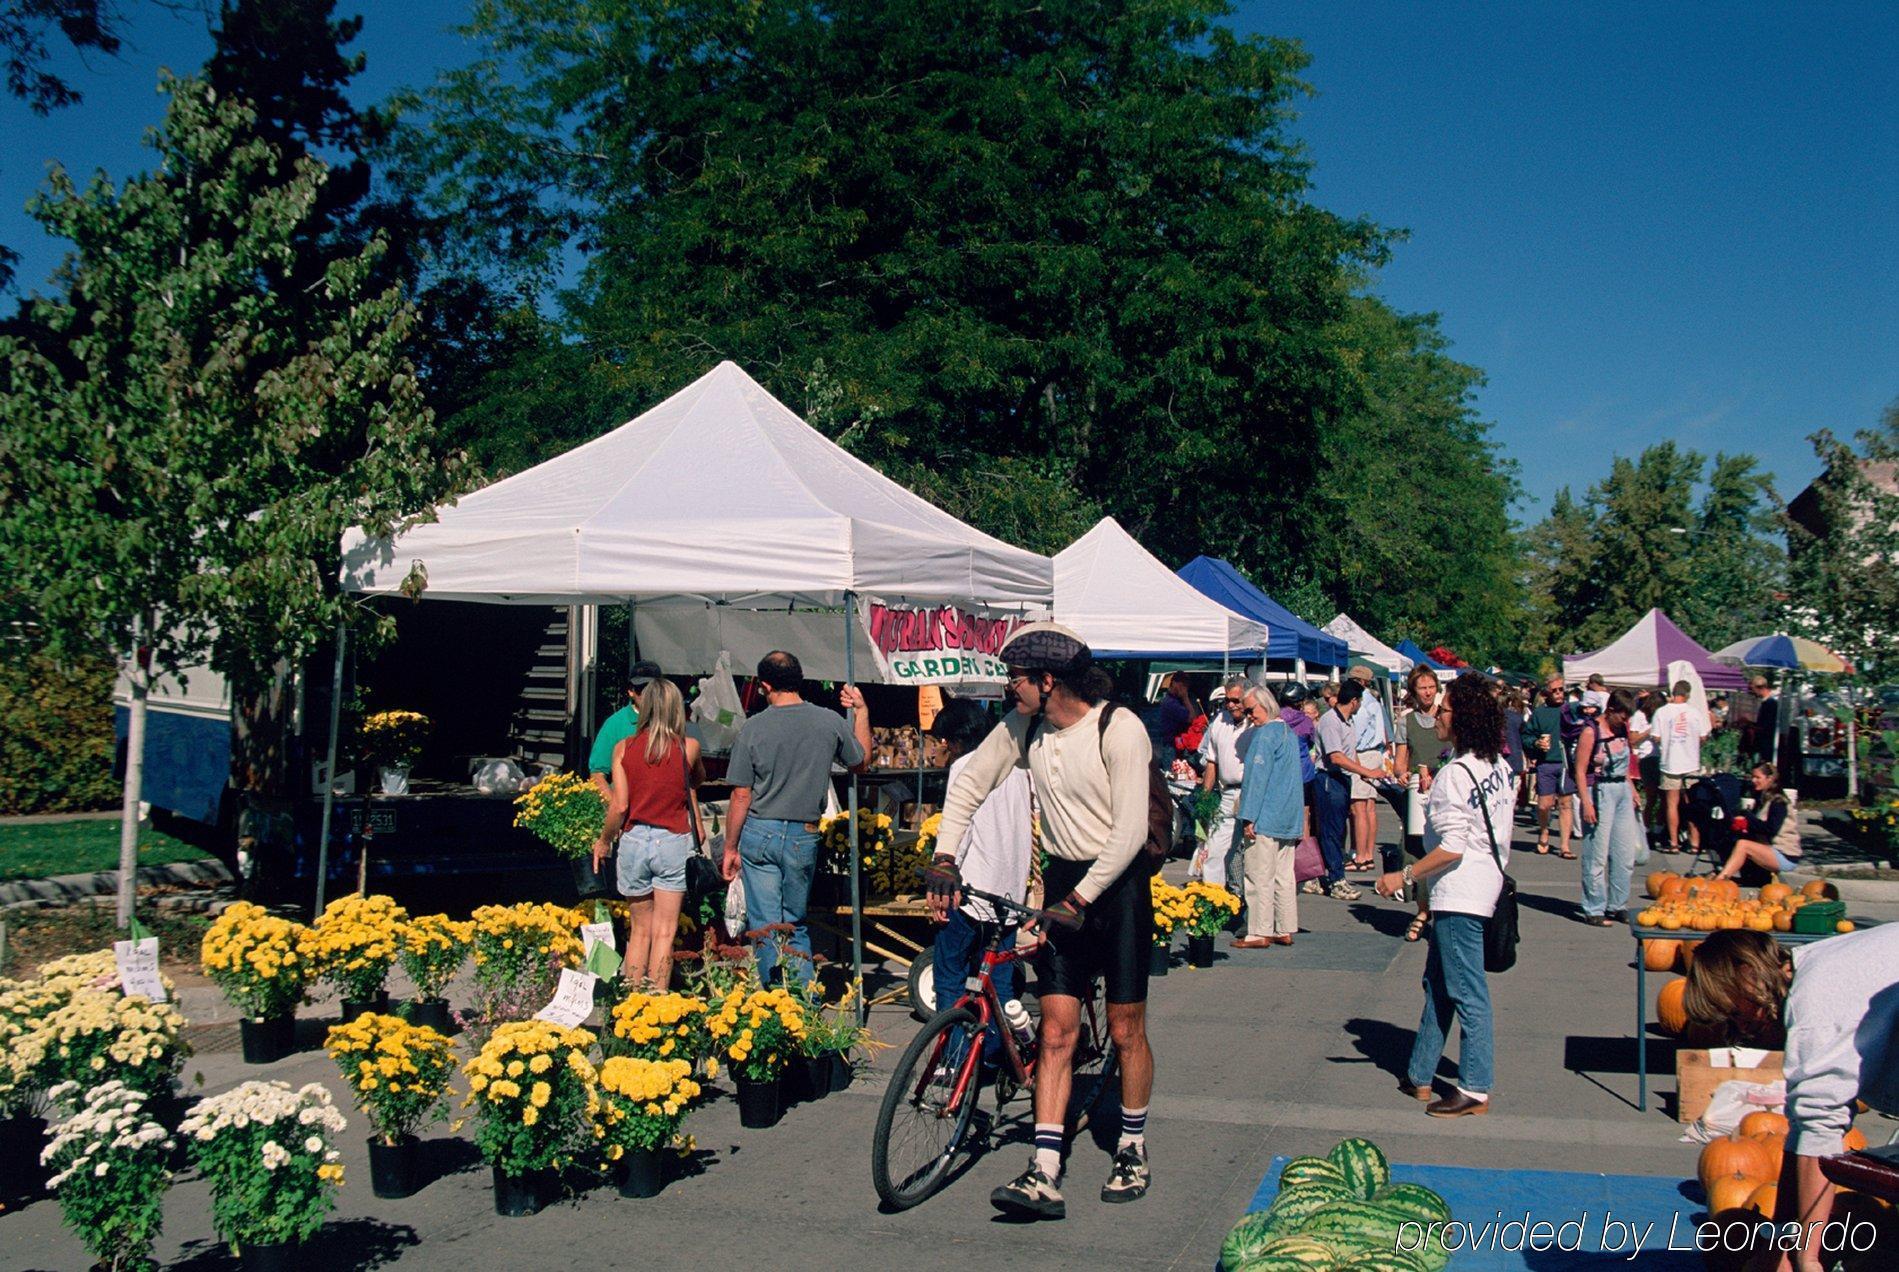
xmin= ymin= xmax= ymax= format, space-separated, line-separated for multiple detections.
xmin=1535 ymin=837 xmax=1551 ymax=855
xmin=1556 ymin=848 xmax=1577 ymax=860
xmin=1404 ymin=914 xmax=1430 ymax=942
xmin=1348 ymin=860 xmax=1376 ymax=873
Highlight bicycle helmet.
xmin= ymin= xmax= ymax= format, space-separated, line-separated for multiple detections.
xmin=998 ymin=621 xmax=1092 ymax=676
xmin=1277 ymin=681 xmax=1309 ymax=707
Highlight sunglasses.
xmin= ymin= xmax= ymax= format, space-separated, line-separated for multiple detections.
xmin=1224 ymin=696 xmax=1244 ymax=706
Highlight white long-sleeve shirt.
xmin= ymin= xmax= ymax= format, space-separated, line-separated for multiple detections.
xmin=1783 ymin=922 xmax=1899 ymax=1157
xmin=934 ymin=703 xmax=1152 ymax=905
xmin=943 ymin=753 xmax=1032 ymax=923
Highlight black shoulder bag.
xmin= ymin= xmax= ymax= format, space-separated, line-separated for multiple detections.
xmin=680 ymin=741 xmax=723 ymax=905
xmin=1455 ymin=760 xmax=1520 ymax=974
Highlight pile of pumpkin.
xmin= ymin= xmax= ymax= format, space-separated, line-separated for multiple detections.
xmin=1220 ymin=1137 xmax=1454 ymax=1271
xmin=1637 ymin=874 xmax=1848 ymax=951
xmin=1693 ymin=1113 xmax=1893 ymax=1270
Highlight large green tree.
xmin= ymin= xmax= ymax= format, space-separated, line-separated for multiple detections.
xmin=398 ymin=0 xmax=1519 ymax=654
xmin=0 ymin=75 xmax=454 ymax=921
xmin=1787 ymin=404 xmax=1899 ymax=682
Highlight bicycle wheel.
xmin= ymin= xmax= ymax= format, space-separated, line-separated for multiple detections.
xmin=1066 ymin=999 xmax=1120 ymax=1134
xmin=906 ymin=948 xmax=937 ymax=1022
xmin=871 ymin=1005 xmax=984 ymax=1210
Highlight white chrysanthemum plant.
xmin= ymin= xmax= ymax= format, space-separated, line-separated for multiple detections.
xmin=179 ymin=1081 xmax=347 ymax=1252
xmin=41 ymin=1081 xmax=176 ymax=1271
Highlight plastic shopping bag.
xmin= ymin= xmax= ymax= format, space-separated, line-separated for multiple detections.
xmin=691 ymin=651 xmax=747 ymax=755
xmin=1680 ymin=1079 xmax=1786 ymax=1143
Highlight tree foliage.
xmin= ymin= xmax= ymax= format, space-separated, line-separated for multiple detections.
xmin=1786 ymin=403 xmax=1899 ymax=681
xmin=397 ymin=0 xmax=1521 ymax=658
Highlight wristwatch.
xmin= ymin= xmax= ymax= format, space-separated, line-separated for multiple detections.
xmin=1401 ymin=865 xmax=1414 ymax=887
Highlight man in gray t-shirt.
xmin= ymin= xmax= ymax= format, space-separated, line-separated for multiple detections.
xmin=719 ymin=650 xmax=872 ymax=987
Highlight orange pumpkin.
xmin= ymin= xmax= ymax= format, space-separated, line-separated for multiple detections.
xmin=1646 ymin=870 xmax=1677 ymax=899
xmin=1685 ymin=877 xmax=1712 ymax=899
xmin=1772 ymin=911 xmax=1794 ymax=932
xmin=1749 ymin=1131 xmax=1785 ymax=1178
xmin=1699 ymin=1135 xmax=1775 ymax=1192
xmin=1759 ymin=881 xmax=1792 ymax=904
xmin=1658 ymin=978 xmax=1691 ymax=1034
xmin=1739 ymin=1111 xmax=1790 ymax=1138
xmin=1707 ymin=878 xmax=1741 ymax=904
xmin=1707 ymin=1173 xmax=1760 ymax=1215
xmin=1844 ymin=1127 xmax=1869 ymax=1152
xmin=1679 ymin=941 xmax=1696 ymax=970
xmin=1659 ymin=877 xmax=1690 ymax=902
xmin=1801 ymin=879 xmax=1839 ymax=900
xmin=1645 ymin=939 xmax=1682 ymax=972
xmin=1746 ymin=1182 xmax=1778 ymax=1217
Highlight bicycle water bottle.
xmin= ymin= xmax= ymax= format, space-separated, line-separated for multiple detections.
xmin=1001 ymin=998 xmax=1035 ymax=1051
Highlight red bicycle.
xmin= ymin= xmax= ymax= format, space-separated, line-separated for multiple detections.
xmin=870 ymin=886 xmax=1119 ymax=1210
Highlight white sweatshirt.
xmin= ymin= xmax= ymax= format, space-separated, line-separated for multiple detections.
xmin=934 ymin=703 xmax=1153 ymax=905
xmin=1783 ymin=921 xmax=1899 ymax=1157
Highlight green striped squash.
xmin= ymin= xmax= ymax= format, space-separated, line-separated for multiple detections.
xmin=1221 ymin=1211 xmax=1281 ymax=1271
xmin=1279 ymin=1155 xmax=1349 ymax=1192
xmin=1372 ymin=1182 xmax=1452 ymax=1224
xmin=1233 ymin=1235 xmax=1344 ymax=1270
xmin=1327 ymin=1137 xmax=1391 ymax=1199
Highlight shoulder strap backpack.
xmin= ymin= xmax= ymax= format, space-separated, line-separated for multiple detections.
xmin=1024 ymin=700 xmax=1174 ymax=877
xmin=1453 ymin=760 xmax=1519 ymax=973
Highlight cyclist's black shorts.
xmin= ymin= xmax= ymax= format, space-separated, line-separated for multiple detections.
xmin=1037 ymin=855 xmax=1153 ymax=1005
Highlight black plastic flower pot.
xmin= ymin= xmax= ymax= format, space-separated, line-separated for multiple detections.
xmin=339 ymin=991 xmax=390 ymax=1022
xmin=734 ymin=1076 xmax=782 ymax=1129
xmin=240 ymin=1013 xmax=296 ymax=1065
xmin=787 ymin=1054 xmax=828 ymax=1104
xmin=238 ymin=1239 xmax=304 ymax=1272
xmin=616 ymin=1146 xmax=666 ymax=1198
xmin=570 ymin=854 xmax=616 ymax=899
xmin=1149 ymin=942 xmax=1171 ymax=977
xmin=0 ymin=1114 xmax=47 ymax=1202
xmin=1187 ymin=934 xmax=1214 ymax=968
xmin=491 ymin=1166 xmax=556 ymax=1216
xmin=826 ymin=1052 xmax=854 ymax=1093
xmin=408 ymin=998 xmax=453 ymax=1033
xmin=368 ymin=1134 xmax=419 ymax=1199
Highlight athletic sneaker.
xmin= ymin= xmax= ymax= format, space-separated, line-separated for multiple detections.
xmin=1324 ymin=881 xmax=1363 ymax=901
xmin=1101 ymin=1142 xmax=1150 ymax=1203
xmin=991 ymin=1162 xmax=1065 ymax=1219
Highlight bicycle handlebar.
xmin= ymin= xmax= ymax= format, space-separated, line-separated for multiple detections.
xmin=954 ymin=884 xmax=1048 ymax=924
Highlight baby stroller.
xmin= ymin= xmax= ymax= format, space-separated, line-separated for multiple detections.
xmin=1683 ymin=772 xmax=1750 ymax=880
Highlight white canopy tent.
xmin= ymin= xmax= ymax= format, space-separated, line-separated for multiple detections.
xmin=338 ymin=360 xmax=1055 ymax=1007
xmin=1322 ymin=613 xmax=1413 ymax=676
xmin=1053 ymin=517 xmax=1266 ymax=661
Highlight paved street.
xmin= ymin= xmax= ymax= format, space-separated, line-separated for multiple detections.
xmin=4 ymin=804 xmax=1894 ymax=1270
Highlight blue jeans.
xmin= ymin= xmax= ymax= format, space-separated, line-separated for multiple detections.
xmin=1407 ymin=911 xmax=1493 ymax=1095
xmin=1581 ymin=780 xmax=1643 ymax=917
xmin=738 ymin=817 xmax=819 ymax=988
xmin=1314 ymin=773 xmax=1349 ymax=884
xmin=933 ymin=909 xmax=1018 ymax=1060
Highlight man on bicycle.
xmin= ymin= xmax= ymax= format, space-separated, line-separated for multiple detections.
xmin=928 ymin=622 xmax=1157 ymax=1219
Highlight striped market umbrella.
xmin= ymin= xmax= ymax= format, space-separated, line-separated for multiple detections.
xmin=1709 ymin=633 xmax=1854 ymax=674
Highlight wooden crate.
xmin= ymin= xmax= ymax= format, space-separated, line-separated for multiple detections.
xmin=1676 ymin=1048 xmax=1784 ymax=1123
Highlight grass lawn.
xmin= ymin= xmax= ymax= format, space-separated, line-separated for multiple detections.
xmin=0 ymin=819 xmax=212 ymax=883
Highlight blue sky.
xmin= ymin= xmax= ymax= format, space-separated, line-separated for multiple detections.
xmin=4 ymin=1 xmax=1894 ymax=519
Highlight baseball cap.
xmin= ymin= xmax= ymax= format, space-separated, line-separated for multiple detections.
xmin=999 ymin=621 xmax=1091 ymax=675
xmin=627 ymin=660 xmax=663 ymax=690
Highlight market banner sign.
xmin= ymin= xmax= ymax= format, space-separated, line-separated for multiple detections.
xmin=863 ymin=601 xmax=1026 ymax=687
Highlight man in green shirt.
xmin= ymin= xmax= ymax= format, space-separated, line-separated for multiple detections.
xmin=589 ymin=660 xmax=663 ymax=797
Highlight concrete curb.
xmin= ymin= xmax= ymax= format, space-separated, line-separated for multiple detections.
xmin=0 ymin=810 xmax=120 ymax=826
xmin=0 ymin=859 xmax=233 ymax=909
xmin=1786 ymin=865 xmax=1899 ymax=902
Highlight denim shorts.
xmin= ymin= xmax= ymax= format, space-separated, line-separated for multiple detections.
xmin=1773 ymin=848 xmax=1800 ymax=873
xmin=617 ymin=823 xmax=692 ymax=897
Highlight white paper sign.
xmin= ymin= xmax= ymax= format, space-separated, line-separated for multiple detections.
xmin=533 ymin=969 xmax=599 ymax=1027
xmin=580 ymin=922 xmax=616 ymax=955
xmin=113 ymin=937 xmax=168 ymax=1003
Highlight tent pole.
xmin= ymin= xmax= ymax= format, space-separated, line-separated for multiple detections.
xmin=314 ymin=623 xmax=347 ymax=917
xmin=1295 ymin=657 xmax=1307 ymax=684
xmin=844 ymin=591 xmax=865 ymax=1024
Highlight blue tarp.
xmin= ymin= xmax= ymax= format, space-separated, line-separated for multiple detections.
xmin=1176 ymin=557 xmax=1350 ymax=667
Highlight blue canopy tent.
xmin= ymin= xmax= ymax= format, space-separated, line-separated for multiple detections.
xmin=1175 ymin=556 xmax=1349 ymax=673
xmin=1394 ymin=639 xmax=1461 ymax=679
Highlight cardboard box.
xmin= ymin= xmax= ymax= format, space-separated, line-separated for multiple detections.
xmin=1676 ymin=1048 xmax=1784 ymax=1123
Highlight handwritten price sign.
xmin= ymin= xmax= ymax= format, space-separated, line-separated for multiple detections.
xmin=533 ymin=969 xmax=599 ymax=1027
xmin=113 ymin=937 xmax=167 ymax=1002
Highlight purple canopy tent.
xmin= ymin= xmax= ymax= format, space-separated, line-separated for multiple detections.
xmin=1562 ymin=609 xmax=1747 ymax=690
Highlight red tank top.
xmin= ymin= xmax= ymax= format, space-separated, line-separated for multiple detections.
xmin=619 ymin=731 xmax=690 ymax=835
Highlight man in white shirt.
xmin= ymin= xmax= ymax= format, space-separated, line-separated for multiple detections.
xmin=1345 ymin=665 xmax=1393 ymax=872
xmin=1648 ymin=680 xmax=1712 ymax=853
xmin=1194 ymin=675 xmax=1252 ymax=891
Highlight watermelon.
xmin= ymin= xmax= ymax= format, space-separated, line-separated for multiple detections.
xmin=1372 ymin=1182 xmax=1452 ymax=1224
xmin=1233 ymin=1235 xmax=1345 ymax=1270
xmin=1221 ymin=1211 xmax=1281 ymax=1270
xmin=1300 ymin=1200 xmax=1419 ymax=1254
xmin=1327 ymin=1136 xmax=1391 ymax=1199
xmin=1264 ymin=1182 xmax=1353 ymax=1230
xmin=1279 ymin=1154 xmax=1349 ymax=1192
xmin=1342 ymin=1252 xmax=1431 ymax=1272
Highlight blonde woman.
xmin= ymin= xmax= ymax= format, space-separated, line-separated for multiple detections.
xmin=592 ymin=678 xmax=706 ymax=988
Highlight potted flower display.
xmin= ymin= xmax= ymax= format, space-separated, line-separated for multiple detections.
xmin=1181 ymin=881 xmax=1241 ymax=968
xmin=461 ymin=1020 xmax=599 ymax=1217
xmin=819 ymin=809 xmax=906 ymax=896
xmin=399 ymin=913 xmax=472 ymax=1032
xmin=460 ymin=904 xmax=586 ymax=1050
xmin=512 ymin=771 xmax=610 ymax=897
xmin=595 ymin=1056 xmax=702 ymax=1198
xmin=607 ymin=991 xmax=710 ymax=1064
xmin=323 ymin=1013 xmax=457 ymax=1199
xmin=796 ymin=984 xmax=872 ymax=1096
xmin=200 ymin=902 xmax=311 ymax=1064
xmin=360 ymin=709 xmax=430 ymax=794
xmin=1149 ymin=878 xmax=1190 ymax=976
xmin=41 ymin=1080 xmax=175 ymax=1272
xmin=307 ymin=893 xmax=408 ymax=1020
xmin=706 ymin=985 xmax=807 ymax=1129
xmin=179 ymin=1081 xmax=347 ymax=1270
xmin=32 ymin=986 xmax=189 ymax=1101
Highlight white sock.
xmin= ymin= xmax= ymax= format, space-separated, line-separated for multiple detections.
xmin=1117 ymin=1103 xmax=1149 ymax=1149
xmin=1033 ymin=1123 xmax=1063 ymax=1178
xmin=1456 ymin=1087 xmax=1490 ymax=1103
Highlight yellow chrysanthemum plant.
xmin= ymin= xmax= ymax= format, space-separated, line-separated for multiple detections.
xmin=512 ymin=772 xmax=606 ymax=860
xmin=607 ymin=991 xmax=711 ymax=1065
xmin=461 ymin=1021 xmax=600 ymax=1177
xmin=399 ymin=913 xmax=473 ymax=1004
xmin=1149 ymin=879 xmax=1193 ymax=945
xmin=323 ymin=1013 xmax=457 ymax=1148
xmin=820 ymin=808 xmax=925 ymax=894
xmin=32 ymin=987 xmax=190 ymax=1100
xmin=706 ymin=986 xmax=807 ymax=1083
xmin=200 ymin=901 xmax=312 ymax=1020
xmin=470 ymin=903 xmax=585 ymax=991
xmin=596 ymin=1056 xmax=703 ymax=1160
xmin=1179 ymin=880 xmax=1242 ymax=938
xmin=308 ymin=893 xmax=409 ymax=1007
xmin=360 ymin=709 xmax=430 ymax=768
